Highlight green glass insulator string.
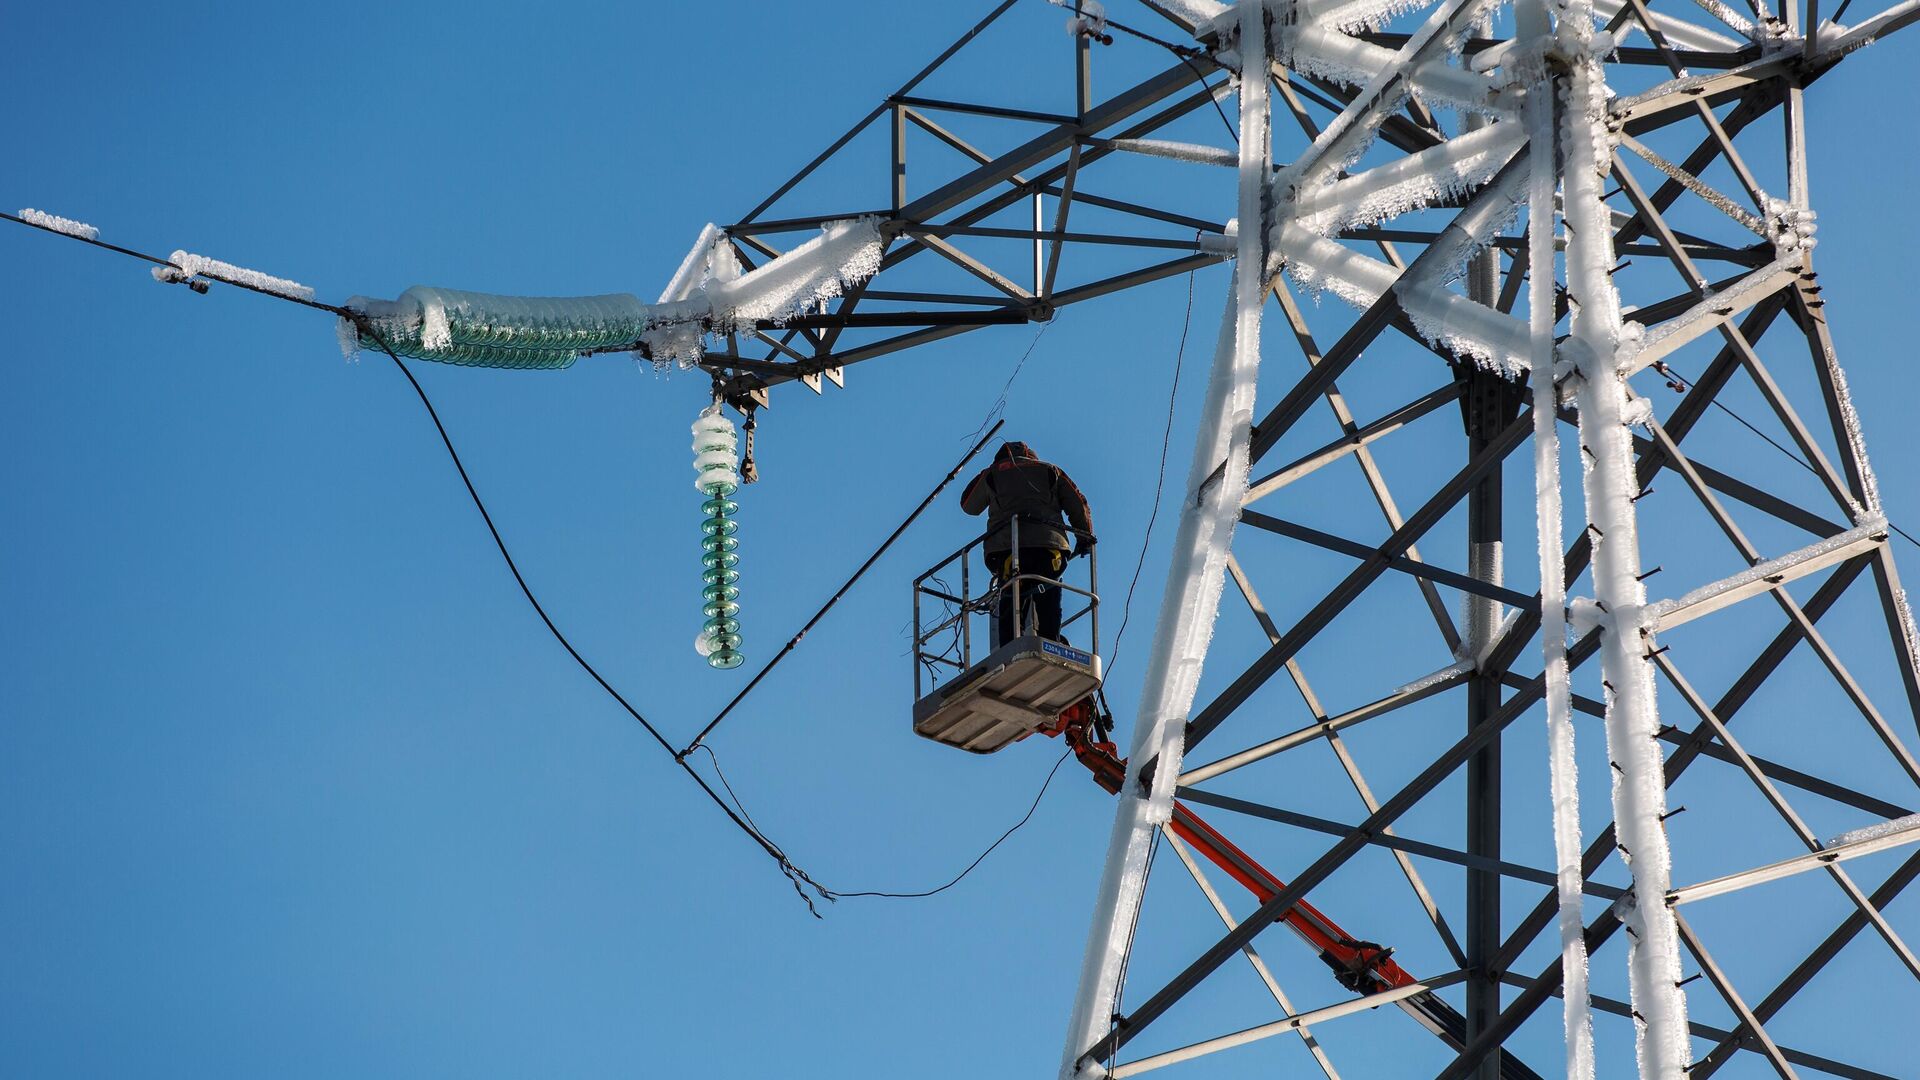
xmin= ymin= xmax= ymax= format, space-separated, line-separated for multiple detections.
xmin=692 ymin=407 xmax=745 ymax=670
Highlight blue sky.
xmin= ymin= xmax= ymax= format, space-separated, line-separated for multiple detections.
xmin=4 ymin=2 xmax=1920 ymax=1078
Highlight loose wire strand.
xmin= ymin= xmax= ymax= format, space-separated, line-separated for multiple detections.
xmin=830 ymin=748 xmax=1074 ymax=899
xmin=1108 ymin=256 xmax=1196 ymax=676
xmin=1662 ymin=360 xmax=1920 ymax=549
xmin=360 ymin=323 xmax=836 ymax=915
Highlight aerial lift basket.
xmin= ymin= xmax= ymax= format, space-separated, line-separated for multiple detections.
xmin=910 ymin=520 xmax=1101 ymax=754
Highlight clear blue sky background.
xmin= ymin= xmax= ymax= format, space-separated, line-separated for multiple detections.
xmin=4 ymin=2 xmax=1918 ymax=1078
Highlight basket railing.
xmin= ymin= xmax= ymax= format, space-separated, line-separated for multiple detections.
xmin=912 ymin=516 xmax=1098 ymax=701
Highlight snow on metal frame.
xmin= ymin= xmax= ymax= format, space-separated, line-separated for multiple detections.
xmin=1059 ymin=2 xmax=1273 ymax=1074
xmin=1554 ymin=0 xmax=1693 ymax=1068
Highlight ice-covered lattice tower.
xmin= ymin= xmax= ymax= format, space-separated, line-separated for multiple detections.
xmin=635 ymin=0 xmax=1920 ymax=1073
xmin=1038 ymin=1 xmax=1920 ymax=1078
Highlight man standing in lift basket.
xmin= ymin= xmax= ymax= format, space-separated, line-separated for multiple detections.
xmin=959 ymin=440 xmax=1094 ymax=648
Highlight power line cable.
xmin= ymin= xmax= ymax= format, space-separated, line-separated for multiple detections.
xmin=0 ymin=211 xmax=837 ymax=912
xmin=1108 ymin=259 xmax=1197 ymax=675
xmin=1663 ymin=360 xmax=1920 ymax=550
xmin=967 ymin=318 xmax=1053 ymax=445
xmin=680 ymin=417 xmax=1007 ymax=756
xmin=362 ymin=325 xmax=836 ymax=914
xmin=2 ymin=210 xmax=1106 ymax=912
xmin=830 ymin=748 xmax=1074 ymax=899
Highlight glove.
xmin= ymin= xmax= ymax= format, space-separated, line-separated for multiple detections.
xmin=1073 ymin=536 xmax=1096 ymax=559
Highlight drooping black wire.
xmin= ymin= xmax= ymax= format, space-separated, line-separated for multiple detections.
xmin=1108 ymin=260 xmax=1197 ymax=676
xmin=1663 ymin=361 xmax=1920 ymax=550
xmin=679 ymin=417 xmax=1007 ymax=756
xmin=0 ymin=210 xmax=1100 ymax=913
xmin=832 ymin=748 xmax=1074 ymax=899
xmin=359 ymin=325 xmax=834 ymax=914
xmin=0 ymin=213 xmax=834 ymax=912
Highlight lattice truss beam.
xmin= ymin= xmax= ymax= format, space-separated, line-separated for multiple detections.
xmin=732 ymin=0 xmax=1920 ymax=1077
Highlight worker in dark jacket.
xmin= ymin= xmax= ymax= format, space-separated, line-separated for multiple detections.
xmin=960 ymin=440 xmax=1094 ymax=647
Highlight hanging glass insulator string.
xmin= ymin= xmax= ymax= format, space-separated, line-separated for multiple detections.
xmin=692 ymin=404 xmax=745 ymax=669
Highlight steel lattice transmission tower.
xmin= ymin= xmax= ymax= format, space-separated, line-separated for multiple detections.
xmin=711 ymin=0 xmax=1920 ymax=1075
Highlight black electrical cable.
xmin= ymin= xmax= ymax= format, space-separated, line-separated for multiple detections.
xmin=968 ymin=318 xmax=1054 ymax=445
xmin=830 ymin=748 xmax=1074 ymax=899
xmin=680 ymin=417 xmax=1008 ymax=756
xmin=1108 ymin=258 xmax=1197 ymax=676
xmin=1663 ymin=361 xmax=1920 ymax=550
xmin=0 ymin=210 xmax=838 ymax=914
xmin=361 ymin=326 xmax=834 ymax=914
xmin=4 ymin=210 xmax=1133 ymax=915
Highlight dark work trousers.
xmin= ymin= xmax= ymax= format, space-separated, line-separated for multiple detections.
xmin=990 ymin=547 xmax=1065 ymax=647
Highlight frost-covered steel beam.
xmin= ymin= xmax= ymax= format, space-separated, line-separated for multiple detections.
xmin=1623 ymin=258 xmax=1804 ymax=372
xmin=1445 ymin=558 xmax=1882 ymax=1079
xmin=1274 ymin=0 xmax=1504 ymax=193
xmin=1657 ymin=658 xmax=1920 ymax=974
xmin=1085 ymin=630 xmax=1605 ymax=1069
xmin=1495 ymin=669 xmax=1915 ymax=820
xmin=1373 ymin=29 xmax=1758 ymax=66
xmin=1246 ymin=149 xmax=1535 ymax=464
xmin=716 ymin=76 xmax=1244 ymax=394
xmin=1107 ymin=972 xmax=1471 ymax=1078
xmin=1593 ymin=0 xmax=1751 ymax=48
xmin=1690 ymin=849 xmax=1920 ymax=1079
xmin=1060 ymin=8 xmax=1279 ymax=1073
xmin=1158 ymin=830 xmax=1346 ymax=1080
xmin=1636 ymin=440 xmax=1847 ymax=538
xmin=1179 ymin=661 xmax=1473 ymax=784
xmin=1613 ymin=52 xmax=1805 ymax=130
xmin=1265 ymin=282 xmax=1469 ymax=654
xmin=1242 ymin=381 xmax=1462 ymax=501
xmin=1650 ymin=523 xmax=1887 ymax=630
xmin=1784 ymin=277 xmax=1920 ymax=737
xmin=898 ymin=63 xmax=1200 ymax=224
xmin=1814 ymin=0 xmax=1920 ymax=57
xmin=1185 ymin=411 xmax=1534 ymax=752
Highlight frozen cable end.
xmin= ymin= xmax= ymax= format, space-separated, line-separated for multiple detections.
xmin=168 ymin=249 xmax=316 ymax=301
xmin=19 ymin=207 xmax=100 ymax=241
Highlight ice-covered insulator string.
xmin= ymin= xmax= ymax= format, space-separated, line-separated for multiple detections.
xmin=692 ymin=404 xmax=745 ymax=670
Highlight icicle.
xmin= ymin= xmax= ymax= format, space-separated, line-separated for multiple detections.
xmin=693 ymin=405 xmax=744 ymax=670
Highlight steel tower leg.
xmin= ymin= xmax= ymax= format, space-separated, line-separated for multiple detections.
xmin=1056 ymin=3 xmax=1273 ymax=1075
xmin=1556 ymin=4 xmax=1692 ymax=1071
xmin=1461 ymin=244 xmax=1514 ymax=1080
